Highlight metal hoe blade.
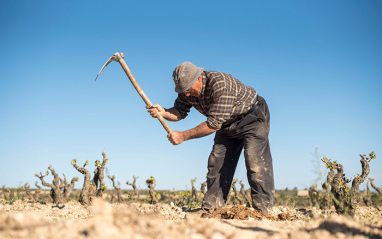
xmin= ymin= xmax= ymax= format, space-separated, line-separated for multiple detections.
xmin=94 ymin=55 xmax=116 ymax=81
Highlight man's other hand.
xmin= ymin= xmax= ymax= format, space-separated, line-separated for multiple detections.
xmin=146 ymin=104 xmax=165 ymax=118
xmin=167 ymin=131 xmax=184 ymax=145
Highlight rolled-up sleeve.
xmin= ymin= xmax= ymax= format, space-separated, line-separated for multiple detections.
xmin=174 ymin=94 xmax=192 ymax=119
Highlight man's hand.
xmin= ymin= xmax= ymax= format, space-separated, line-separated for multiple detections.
xmin=146 ymin=105 xmax=182 ymax=122
xmin=167 ymin=131 xmax=184 ymax=145
xmin=167 ymin=122 xmax=219 ymax=146
xmin=146 ymin=104 xmax=165 ymax=118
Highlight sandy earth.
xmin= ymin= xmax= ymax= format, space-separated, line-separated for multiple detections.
xmin=0 ymin=198 xmax=381 ymax=239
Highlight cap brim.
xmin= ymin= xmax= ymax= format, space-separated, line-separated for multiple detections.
xmin=175 ymin=68 xmax=204 ymax=93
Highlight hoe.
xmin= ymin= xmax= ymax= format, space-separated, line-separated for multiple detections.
xmin=95 ymin=52 xmax=172 ymax=134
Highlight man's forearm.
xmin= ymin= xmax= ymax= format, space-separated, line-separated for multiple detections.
xmin=163 ymin=107 xmax=182 ymax=121
xmin=183 ymin=121 xmax=219 ymax=141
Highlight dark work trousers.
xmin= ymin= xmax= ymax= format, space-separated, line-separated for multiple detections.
xmin=202 ymin=96 xmax=275 ymax=213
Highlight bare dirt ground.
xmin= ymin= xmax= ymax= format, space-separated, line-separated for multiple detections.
xmin=1 ymin=198 xmax=381 ymax=239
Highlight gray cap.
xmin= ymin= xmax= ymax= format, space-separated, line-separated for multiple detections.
xmin=172 ymin=62 xmax=204 ymax=93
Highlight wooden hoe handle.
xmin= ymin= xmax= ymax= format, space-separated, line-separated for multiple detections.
xmin=97 ymin=52 xmax=173 ymax=134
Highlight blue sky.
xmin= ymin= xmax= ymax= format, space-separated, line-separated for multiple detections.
xmin=1 ymin=1 xmax=381 ymax=192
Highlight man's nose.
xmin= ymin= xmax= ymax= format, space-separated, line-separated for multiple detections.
xmin=185 ymin=92 xmax=191 ymax=97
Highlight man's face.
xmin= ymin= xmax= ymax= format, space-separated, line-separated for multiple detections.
xmin=184 ymin=75 xmax=203 ymax=97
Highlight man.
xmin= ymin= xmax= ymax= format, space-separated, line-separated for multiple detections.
xmin=147 ymin=62 xmax=274 ymax=213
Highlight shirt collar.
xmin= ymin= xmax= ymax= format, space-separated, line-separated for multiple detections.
xmin=200 ymin=71 xmax=207 ymax=96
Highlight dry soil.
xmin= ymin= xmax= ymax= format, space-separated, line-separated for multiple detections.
xmin=0 ymin=198 xmax=381 ymax=239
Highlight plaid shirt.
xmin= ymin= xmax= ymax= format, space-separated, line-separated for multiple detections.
xmin=174 ymin=70 xmax=258 ymax=129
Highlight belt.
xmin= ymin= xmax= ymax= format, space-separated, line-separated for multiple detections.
xmin=232 ymin=99 xmax=261 ymax=122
